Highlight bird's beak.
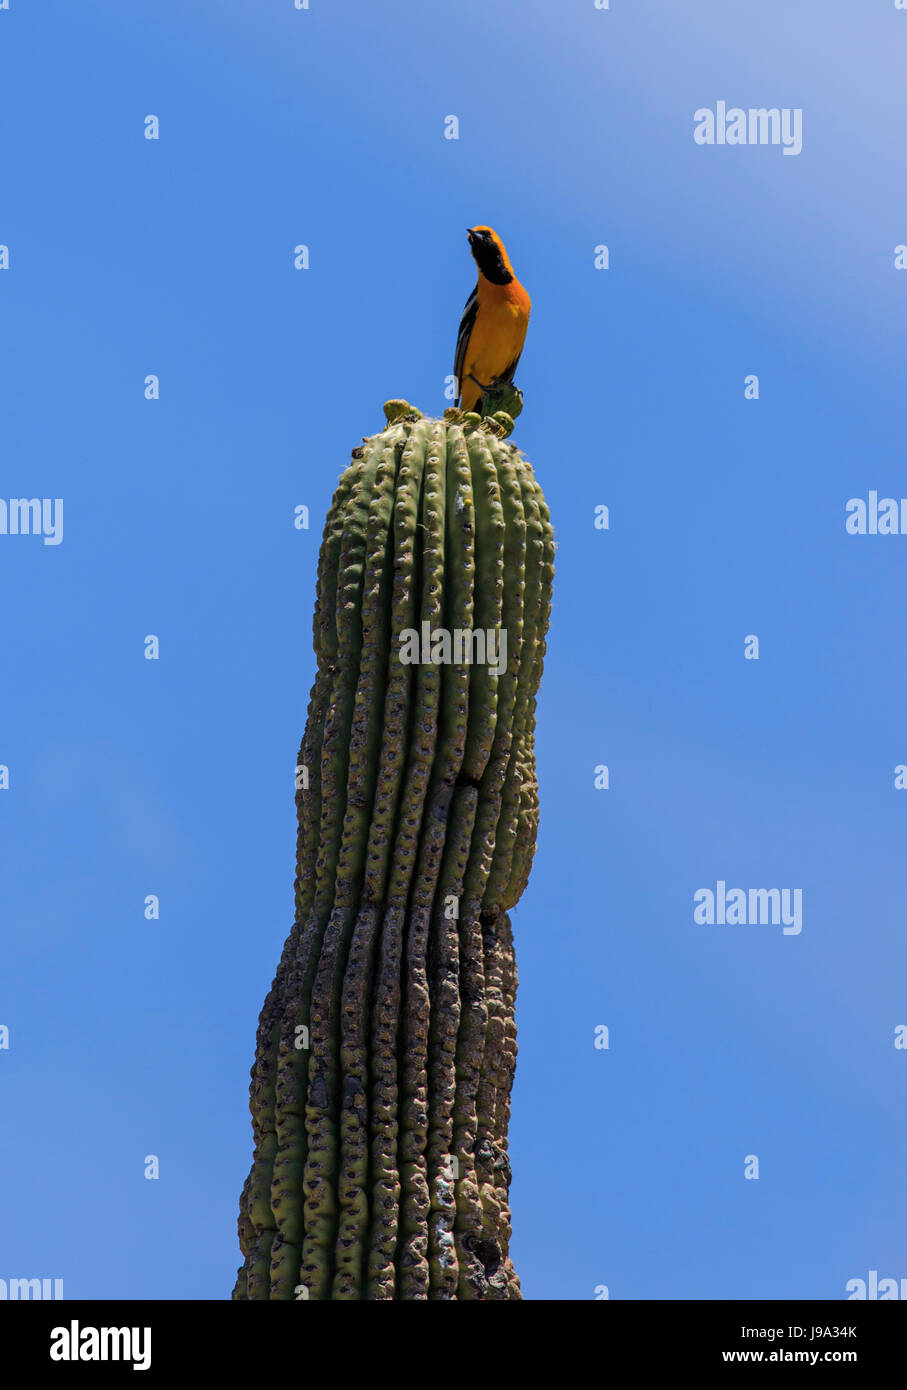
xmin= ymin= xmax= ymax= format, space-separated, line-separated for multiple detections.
xmin=466 ymin=227 xmax=475 ymax=240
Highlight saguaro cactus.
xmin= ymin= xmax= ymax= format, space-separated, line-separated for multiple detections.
xmin=233 ymin=400 xmax=554 ymax=1300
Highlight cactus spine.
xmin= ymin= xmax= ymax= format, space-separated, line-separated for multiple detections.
xmin=234 ymin=400 xmax=554 ymax=1300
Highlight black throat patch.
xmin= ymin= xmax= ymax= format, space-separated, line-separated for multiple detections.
xmin=472 ymin=238 xmax=513 ymax=286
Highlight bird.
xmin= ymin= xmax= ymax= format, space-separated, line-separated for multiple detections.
xmin=454 ymin=227 xmax=531 ymax=414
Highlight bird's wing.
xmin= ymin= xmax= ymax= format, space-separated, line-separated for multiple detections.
xmin=453 ymin=286 xmax=479 ymax=405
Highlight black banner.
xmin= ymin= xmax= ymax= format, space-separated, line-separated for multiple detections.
xmin=1 ymin=1299 xmax=903 ymax=1374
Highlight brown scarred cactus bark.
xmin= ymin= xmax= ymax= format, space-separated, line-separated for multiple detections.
xmin=234 ymin=400 xmax=554 ymax=1300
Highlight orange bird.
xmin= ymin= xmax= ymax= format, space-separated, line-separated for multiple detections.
xmin=454 ymin=227 xmax=531 ymax=414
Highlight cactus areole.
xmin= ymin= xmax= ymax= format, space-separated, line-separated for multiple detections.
xmin=234 ymin=399 xmax=554 ymax=1300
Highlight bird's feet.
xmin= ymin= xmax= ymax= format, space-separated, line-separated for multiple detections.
xmin=472 ymin=378 xmax=523 ymax=421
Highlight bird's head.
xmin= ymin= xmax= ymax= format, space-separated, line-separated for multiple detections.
xmin=467 ymin=226 xmax=515 ymax=286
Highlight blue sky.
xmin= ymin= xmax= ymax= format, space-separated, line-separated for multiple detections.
xmin=1 ymin=0 xmax=906 ymax=1299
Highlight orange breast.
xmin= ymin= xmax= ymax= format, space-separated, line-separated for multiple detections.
xmin=463 ymin=279 xmax=531 ymax=393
